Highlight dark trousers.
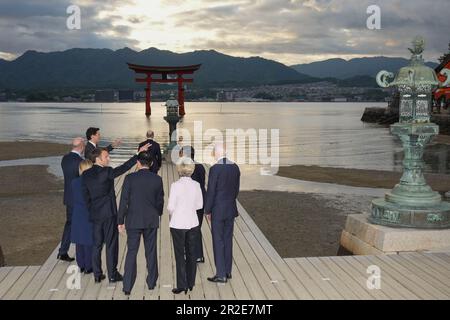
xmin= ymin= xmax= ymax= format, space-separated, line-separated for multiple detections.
xmin=123 ymin=228 xmax=158 ymax=292
xmin=170 ymin=227 xmax=198 ymax=289
xmin=195 ymin=211 xmax=204 ymax=259
xmin=211 ymin=217 xmax=234 ymax=278
xmin=75 ymin=244 xmax=93 ymax=270
xmin=92 ymin=216 xmax=119 ymax=279
xmin=59 ymin=206 xmax=73 ymax=255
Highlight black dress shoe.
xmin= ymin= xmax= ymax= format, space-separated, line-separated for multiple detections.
xmin=57 ymin=253 xmax=75 ymax=262
xmin=148 ymin=286 xmax=155 ymax=290
xmin=84 ymin=269 xmax=93 ymax=275
xmin=123 ymin=290 xmax=131 ymax=296
xmin=79 ymin=268 xmax=85 ymax=273
xmin=95 ymin=274 xmax=106 ymax=283
xmin=172 ymin=288 xmax=188 ymax=295
xmin=196 ymin=257 xmax=205 ymax=263
xmin=189 ymin=286 xmax=193 ymax=292
xmin=207 ymin=276 xmax=227 ymax=283
xmin=109 ymin=272 xmax=123 ymax=283
xmin=226 ymin=273 xmax=232 ymax=279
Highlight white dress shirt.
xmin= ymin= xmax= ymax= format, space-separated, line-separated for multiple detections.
xmin=168 ymin=177 xmax=203 ymax=229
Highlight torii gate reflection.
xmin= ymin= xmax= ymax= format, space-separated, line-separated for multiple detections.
xmin=127 ymin=63 xmax=201 ymax=116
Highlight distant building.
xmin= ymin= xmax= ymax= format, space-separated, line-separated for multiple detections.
xmin=118 ymin=90 xmax=134 ymax=102
xmin=134 ymin=90 xmax=146 ymax=102
xmin=0 ymin=92 xmax=6 ymax=102
xmin=95 ymin=90 xmax=116 ymax=102
xmin=216 ymin=90 xmax=235 ymax=102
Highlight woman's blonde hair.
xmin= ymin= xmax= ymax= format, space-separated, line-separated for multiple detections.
xmin=79 ymin=159 xmax=93 ymax=175
xmin=176 ymin=156 xmax=195 ymax=177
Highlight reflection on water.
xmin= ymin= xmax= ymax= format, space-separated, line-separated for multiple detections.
xmin=0 ymin=101 xmax=449 ymax=175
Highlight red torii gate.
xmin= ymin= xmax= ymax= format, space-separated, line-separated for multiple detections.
xmin=127 ymin=63 xmax=201 ymax=116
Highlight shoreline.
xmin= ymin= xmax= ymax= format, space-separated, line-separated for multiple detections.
xmin=0 ymin=141 xmax=69 ymax=161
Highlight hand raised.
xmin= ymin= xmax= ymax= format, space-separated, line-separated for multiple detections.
xmin=138 ymin=143 xmax=152 ymax=153
xmin=112 ymin=139 xmax=122 ymax=148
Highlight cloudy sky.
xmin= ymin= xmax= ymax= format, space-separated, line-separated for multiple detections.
xmin=0 ymin=0 xmax=448 ymax=65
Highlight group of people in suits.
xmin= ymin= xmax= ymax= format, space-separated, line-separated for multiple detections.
xmin=59 ymin=127 xmax=240 ymax=296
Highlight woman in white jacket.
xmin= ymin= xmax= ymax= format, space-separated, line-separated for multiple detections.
xmin=168 ymin=157 xmax=203 ymax=294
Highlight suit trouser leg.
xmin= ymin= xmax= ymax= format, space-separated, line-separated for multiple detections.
xmin=123 ymin=229 xmax=141 ymax=292
xmin=104 ymin=216 xmax=119 ymax=279
xmin=59 ymin=206 xmax=73 ymax=255
xmin=84 ymin=245 xmax=93 ymax=271
xmin=75 ymin=244 xmax=85 ymax=269
xmin=92 ymin=222 xmax=104 ymax=277
xmin=195 ymin=212 xmax=204 ymax=259
xmin=143 ymin=228 xmax=158 ymax=288
xmin=185 ymin=227 xmax=198 ymax=288
xmin=224 ymin=218 xmax=235 ymax=275
xmin=211 ymin=218 xmax=226 ymax=278
xmin=171 ymin=228 xmax=188 ymax=289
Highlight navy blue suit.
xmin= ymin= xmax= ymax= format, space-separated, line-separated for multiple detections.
xmin=82 ymin=155 xmax=137 ymax=279
xmin=84 ymin=141 xmax=113 ymax=162
xmin=118 ymin=169 xmax=164 ymax=292
xmin=60 ymin=151 xmax=83 ymax=255
xmin=191 ymin=163 xmax=206 ymax=259
xmin=138 ymin=139 xmax=162 ymax=173
xmin=204 ymin=158 xmax=240 ymax=278
xmin=70 ymin=177 xmax=93 ymax=271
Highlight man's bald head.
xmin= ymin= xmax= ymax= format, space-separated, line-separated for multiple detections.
xmin=146 ymin=130 xmax=154 ymax=139
xmin=72 ymin=137 xmax=85 ymax=153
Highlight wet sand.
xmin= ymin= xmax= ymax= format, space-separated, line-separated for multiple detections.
xmin=276 ymin=165 xmax=450 ymax=193
xmin=238 ymin=190 xmax=374 ymax=257
xmin=0 ymin=141 xmax=69 ymax=161
xmin=0 ymin=141 xmax=67 ymax=266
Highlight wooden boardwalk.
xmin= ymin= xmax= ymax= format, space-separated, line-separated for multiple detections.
xmin=1 ymin=162 xmax=450 ymax=300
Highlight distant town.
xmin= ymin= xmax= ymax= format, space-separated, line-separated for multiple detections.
xmin=0 ymin=81 xmax=391 ymax=103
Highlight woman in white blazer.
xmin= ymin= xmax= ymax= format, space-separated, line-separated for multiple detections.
xmin=168 ymin=157 xmax=203 ymax=294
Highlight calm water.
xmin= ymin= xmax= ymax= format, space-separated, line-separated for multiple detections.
xmin=0 ymin=102 xmax=448 ymax=174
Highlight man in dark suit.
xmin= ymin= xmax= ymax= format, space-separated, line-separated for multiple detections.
xmin=82 ymin=143 xmax=150 ymax=283
xmin=58 ymin=137 xmax=85 ymax=262
xmin=138 ymin=130 xmax=162 ymax=174
xmin=84 ymin=127 xmax=121 ymax=162
xmin=118 ymin=152 xmax=164 ymax=295
xmin=205 ymin=143 xmax=240 ymax=283
xmin=180 ymin=146 xmax=206 ymax=263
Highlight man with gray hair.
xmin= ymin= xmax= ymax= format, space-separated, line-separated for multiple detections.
xmin=58 ymin=137 xmax=85 ymax=262
xmin=138 ymin=130 xmax=162 ymax=174
xmin=205 ymin=142 xmax=240 ymax=283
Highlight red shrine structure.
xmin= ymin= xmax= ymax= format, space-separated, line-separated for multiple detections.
xmin=127 ymin=63 xmax=201 ymax=116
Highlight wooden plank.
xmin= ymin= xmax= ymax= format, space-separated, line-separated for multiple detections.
xmin=295 ymin=258 xmax=344 ymax=300
xmin=1 ymin=266 xmax=40 ymax=300
xmin=307 ymin=257 xmax=359 ymax=300
xmin=375 ymin=254 xmax=449 ymax=299
xmin=350 ymin=255 xmax=418 ymax=299
xmin=393 ymin=254 xmax=450 ymax=295
xmin=18 ymin=245 xmax=60 ymax=299
xmin=284 ymin=258 xmax=328 ymax=299
xmin=357 ymin=255 xmax=434 ymax=299
xmin=327 ymin=256 xmax=390 ymax=300
xmin=0 ymin=267 xmax=13 ymax=284
xmin=319 ymin=257 xmax=374 ymax=300
xmin=417 ymin=252 xmax=450 ymax=273
xmin=0 ymin=266 xmax=27 ymax=299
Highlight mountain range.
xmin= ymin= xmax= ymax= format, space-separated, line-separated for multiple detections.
xmin=0 ymin=47 xmax=311 ymax=90
xmin=0 ymin=48 xmax=441 ymax=91
xmin=291 ymin=56 xmax=438 ymax=79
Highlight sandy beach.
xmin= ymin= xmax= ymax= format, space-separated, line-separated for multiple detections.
xmin=0 ymin=141 xmax=67 ymax=266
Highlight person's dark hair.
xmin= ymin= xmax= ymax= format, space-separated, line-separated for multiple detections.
xmin=86 ymin=127 xmax=100 ymax=141
xmin=137 ymin=151 xmax=153 ymax=168
xmin=180 ymin=146 xmax=195 ymax=160
xmin=90 ymin=147 xmax=107 ymax=162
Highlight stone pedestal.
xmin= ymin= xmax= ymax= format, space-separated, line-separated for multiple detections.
xmin=340 ymin=213 xmax=450 ymax=255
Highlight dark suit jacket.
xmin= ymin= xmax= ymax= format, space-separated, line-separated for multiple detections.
xmin=138 ymin=139 xmax=162 ymax=173
xmin=191 ymin=163 xmax=206 ymax=213
xmin=118 ymin=169 xmax=164 ymax=229
xmin=204 ymin=158 xmax=240 ymax=220
xmin=82 ymin=155 xmax=137 ymax=222
xmin=84 ymin=141 xmax=114 ymax=162
xmin=61 ymin=151 xmax=83 ymax=206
